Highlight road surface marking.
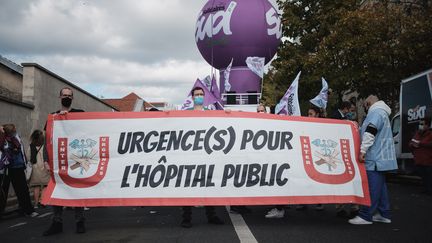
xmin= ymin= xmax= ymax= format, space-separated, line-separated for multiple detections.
xmin=226 ymin=206 xmax=258 ymax=243
xmin=37 ymin=212 xmax=53 ymax=218
xmin=9 ymin=222 xmax=27 ymax=228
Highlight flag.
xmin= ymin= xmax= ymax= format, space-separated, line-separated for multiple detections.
xmin=202 ymin=75 xmax=212 ymax=90
xmin=275 ymin=71 xmax=301 ymax=116
xmin=210 ymin=75 xmax=224 ymax=110
xmin=210 ymin=75 xmax=221 ymax=100
xmin=309 ymin=78 xmax=329 ymax=109
xmin=223 ymin=58 xmax=233 ymax=92
xmin=246 ymin=56 xmax=265 ymax=78
xmin=180 ymin=79 xmax=220 ymax=110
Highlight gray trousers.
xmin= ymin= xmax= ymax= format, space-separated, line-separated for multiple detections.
xmin=52 ymin=206 xmax=84 ymax=223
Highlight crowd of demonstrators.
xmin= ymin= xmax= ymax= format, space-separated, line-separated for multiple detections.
xmin=409 ymin=117 xmax=432 ymax=196
xmin=181 ymin=87 xmax=224 ymax=228
xmin=0 ymin=124 xmax=38 ymax=218
xmin=27 ymin=130 xmax=49 ymax=209
xmin=1 ymin=85 xmax=421 ymax=231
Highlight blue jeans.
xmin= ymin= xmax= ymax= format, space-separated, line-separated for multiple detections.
xmin=358 ymin=170 xmax=391 ymax=221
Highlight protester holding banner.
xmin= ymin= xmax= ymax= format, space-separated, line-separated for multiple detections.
xmin=0 ymin=124 xmax=38 ymax=218
xmin=349 ymin=95 xmax=397 ymax=225
xmin=181 ymin=86 xmax=224 ymax=228
xmin=409 ymin=117 xmax=432 ymax=196
xmin=43 ymin=87 xmax=86 ymax=236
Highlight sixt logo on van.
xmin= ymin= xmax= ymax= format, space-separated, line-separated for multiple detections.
xmin=407 ymin=105 xmax=426 ymax=122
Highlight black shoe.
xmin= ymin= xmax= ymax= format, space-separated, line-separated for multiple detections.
xmin=76 ymin=221 xmax=86 ymax=234
xmin=43 ymin=222 xmax=63 ymax=236
xmin=208 ymin=216 xmax=224 ymax=225
xmin=181 ymin=219 xmax=192 ymax=228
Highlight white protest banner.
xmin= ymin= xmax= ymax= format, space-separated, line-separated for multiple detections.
xmin=42 ymin=111 xmax=370 ymax=207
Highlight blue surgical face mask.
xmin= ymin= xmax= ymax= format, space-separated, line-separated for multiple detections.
xmin=346 ymin=112 xmax=356 ymax=120
xmin=194 ymin=96 xmax=204 ymax=105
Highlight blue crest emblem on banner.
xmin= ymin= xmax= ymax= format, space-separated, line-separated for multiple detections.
xmin=311 ymin=139 xmax=341 ymax=172
xmin=69 ymin=138 xmax=98 ymax=175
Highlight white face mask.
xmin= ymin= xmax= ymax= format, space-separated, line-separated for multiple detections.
xmin=419 ymin=125 xmax=425 ymax=130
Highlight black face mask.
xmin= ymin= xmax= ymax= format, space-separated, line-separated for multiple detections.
xmin=61 ymin=97 xmax=72 ymax=107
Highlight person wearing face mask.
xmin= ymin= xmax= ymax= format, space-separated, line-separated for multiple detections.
xmin=346 ymin=103 xmax=358 ymax=122
xmin=331 ymin=101 xmax=351 ymax=120
xmin=409 ymin=117 xmax=432 ymax=196
xmin=43 ymin=87 xmax=86 ymax=236
xmin=349 ymin=95 xmax=397 ymax=225
xmin=186 ymin=87 xmax=207 ymax=111
xmin=0 ymin=124 xmax=38 ymax=218
xmin=181 ymin=86 xmax=224 ymax=228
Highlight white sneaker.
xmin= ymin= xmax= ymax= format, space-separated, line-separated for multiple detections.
xmin=84 ymin=207 xmax=90 ymax=211
xmin=372 ymin=214 xmax=391 ymax=223
xmin=265 ymin=208 xmax=285 ymax=218
xmin=348 ymin=216 xmax=372 ymax=225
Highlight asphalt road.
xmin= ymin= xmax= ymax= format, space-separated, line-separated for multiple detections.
xmin=0 ymin=182 xmax=431 ymax=243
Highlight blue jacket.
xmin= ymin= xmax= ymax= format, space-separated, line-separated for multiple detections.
xmin=360 ymin=101 xmax=398 ymax=171
xmin=2 ymin=134 xmax=26 ymax=169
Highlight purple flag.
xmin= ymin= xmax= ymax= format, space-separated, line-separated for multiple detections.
xmin=210 ymin=75 xmax=224 ymax=110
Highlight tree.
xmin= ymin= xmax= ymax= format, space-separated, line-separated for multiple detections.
xmin=263 ymin=0 xmax=432 ymax=114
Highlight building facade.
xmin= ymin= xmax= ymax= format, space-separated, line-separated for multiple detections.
xmin=0 ymin=55 xmax=117 ymax=146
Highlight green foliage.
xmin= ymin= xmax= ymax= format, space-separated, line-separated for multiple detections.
xmin=263 ymin=0 xmax=432 ymax=114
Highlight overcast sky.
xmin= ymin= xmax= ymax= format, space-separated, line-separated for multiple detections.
xmin=0 ymin=0 xmax=279 ymax=105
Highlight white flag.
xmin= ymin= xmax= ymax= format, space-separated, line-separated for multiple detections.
xmin=223 ymin=58 xmax=233 ymax=92
xmin=246 ymin=56 xmax=265 ymax=78
xmin=309 ymin=78 xmax=329 ymax=109
xmin=180 ymin=96 xmax=194 ymax=110
xmin=275 ymin=71 xmax=301 ymax=116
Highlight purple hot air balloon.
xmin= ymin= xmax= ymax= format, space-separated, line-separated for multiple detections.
xmin=195 ymin=0 xmax=282 ymax=97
